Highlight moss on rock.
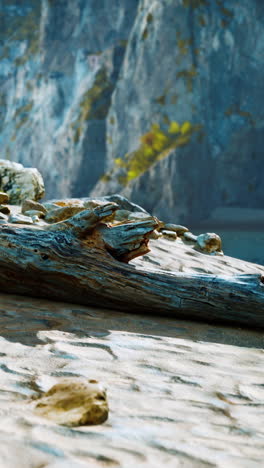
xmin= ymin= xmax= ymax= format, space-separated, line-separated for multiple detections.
xmin=105 ymin=120 xmax=202 ymax=186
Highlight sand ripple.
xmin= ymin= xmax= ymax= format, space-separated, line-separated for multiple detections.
xmin=0 ymin=292 xmax=263 ymax=467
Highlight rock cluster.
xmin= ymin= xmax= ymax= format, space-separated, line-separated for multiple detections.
xmin=0 ymin=160 xmax=45 ymax=204
xmin=3 ymin=189 xmax=223 ymax=256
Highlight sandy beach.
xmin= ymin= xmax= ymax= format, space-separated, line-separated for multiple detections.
xmin=0 ymin=234 xmax=263 ymax=468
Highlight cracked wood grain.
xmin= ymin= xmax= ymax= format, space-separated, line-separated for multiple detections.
xmin=0 ymin=203 xmax=263 ymax=327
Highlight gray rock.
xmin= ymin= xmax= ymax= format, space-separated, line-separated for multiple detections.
xmin=22 ymin=199 xmax=47 ymax=215
xmin=45 ymin=195 xmax=149 ymax=215
xmin=0 ymin=0 xmax=263 ymax=224
xmin=31 ymin=215 xmax=40 ymax=223
xmin=91 ymin=0 xmax=264 ymax=223
xmin=196 ymin=233 xmax=223 ymax=254
xmin=44 ymin=205 xmax=86 ymax=224
xmin=184 ymin=232 xmax=198 ymax=243
xmin=9 ymin=214 xmax=34 ymax=225
xmin=0 ymin=161 xmax=45 ymax=204
xmin=114 ymin=209 xmax=130 ymax=222
xmin=98 ymin=194 xmax=149 ymax=214
xmin=161 ymin=224 xmax=189 ymax=235
xmin=149 ymin=230 xmax=162 ymax=240
xmin=162 ymin=230 xmax=177 ymax=241
xmin=128 ymin=211 xmax=153 ymax=221
xmin=24 ymin=210 xmax=45 ymax=219
xmin=0 ymin=192 xmax=9 ymax=204
xmin=0 ymin=0 xmax=139 ymax=199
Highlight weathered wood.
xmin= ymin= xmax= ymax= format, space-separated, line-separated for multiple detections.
xmin=0 ymin=203 xmax=263 ymax=327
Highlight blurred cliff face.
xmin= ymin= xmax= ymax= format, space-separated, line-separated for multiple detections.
xmin=0 ymin=0 xmax=263 ymax=223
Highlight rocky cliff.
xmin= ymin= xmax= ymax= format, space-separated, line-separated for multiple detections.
xmin=1 ymin=0 xmax=263 ymax=223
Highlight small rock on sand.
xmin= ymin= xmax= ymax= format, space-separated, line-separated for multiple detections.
xmin=34 ymin=378 xmax=109 ymax=427
xmin=0 ymin=192 xmax=9 ymax=204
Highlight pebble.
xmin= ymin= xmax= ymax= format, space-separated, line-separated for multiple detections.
xmin=162 ymin=230 xmax=177 ymax=240
xmin=44 ymin=205 xmax=85 ymax=223
xmin=161 ymin=223 xmax=189 ymax=235
xmin=149 ymin=230 xmax=163 ymax=240
xmin=0 ymin=205 xmax=10 ymax=215
xmin=32 ymin=215 xmax=40 ymax=223
xmin=34 ymin=378 xmax=109 ymax=427
xmin=196 ymin=233 xmax=222 ymax=254
xmin=22 ymin=199 xmax=47 ymax=215
xmin=184 ymin=232 xmax=197 ymax=242
xmin=24 ymin=210 xmax=45 ymax=219
xmin=0 ymin=192 xmax=9 ymax=204
xmin=9 ymin=214 xmax=34 ymax=225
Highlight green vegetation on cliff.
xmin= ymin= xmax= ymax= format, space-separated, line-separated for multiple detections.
xmin=102 ymin=121 xmax=202 ymax=186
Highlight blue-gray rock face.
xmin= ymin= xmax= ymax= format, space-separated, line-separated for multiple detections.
xmin=0 ymin=0 xmax=263 ymax=222
xmin=0 ymin=0 xmax=139 ymax=197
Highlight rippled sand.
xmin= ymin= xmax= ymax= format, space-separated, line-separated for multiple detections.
xmin=0 ymin=288 xmax=263 ymax=468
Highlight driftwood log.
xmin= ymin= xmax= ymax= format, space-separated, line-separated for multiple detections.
xmin=0 ymin=202 xmax=263 ymax=327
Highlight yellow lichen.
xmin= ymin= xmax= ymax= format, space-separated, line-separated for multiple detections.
xmin=105 ymin=120 xmax=202 ymax=185
xmin=168 ymin=121 xmax=180 ymax=134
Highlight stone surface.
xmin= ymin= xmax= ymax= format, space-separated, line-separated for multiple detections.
xmin=161 ymin=230 xmax=177 ymax=241
xmin=184 ymin=232 xmax=198 ymax=243
xmin=44 ymin=205 xmax=86 ymax=223
xmin=0 ymin=160 xmax=45 ymax=204
xmin=196 ymin=232 xmax=223 ymax=254
xmin=128 ymin=211 xmax=154 ymax=221
xmin=99 ymin=194 xmax=149 ymax=213
xmin=22 ymin=199 xmax=47 ymax=215
xmin=31 ymin=215 xmax=40 ymax=224
xmin=114 ymin=209 xmax=131 ymax=221
xmin=149 ymin=229 xmax=162 ymax=240
xmin=0 ymin=205 xmax=10 ymax=215
xmin=92 ymin=0 xmax=264 ymax=224
xmin=0 ymin=0 xmax=139 ymax=199
xmin=8 ymin=214 xmax=34 ymax=225
xmin=161 ymin=224 xmax=189 ymax=235
xmin=0 ymin=0 xmax=263 ymax=223
xmin=24 ymin=210 xmax=45 ymax=219
xmin=0 ymin=192 xmax=9 ymax=204
xmin=34 ymin=378 xmax=109 ymax=427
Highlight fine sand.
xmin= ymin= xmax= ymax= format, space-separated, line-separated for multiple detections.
xmin=0 ymin=234 xmax=263 ymax=467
